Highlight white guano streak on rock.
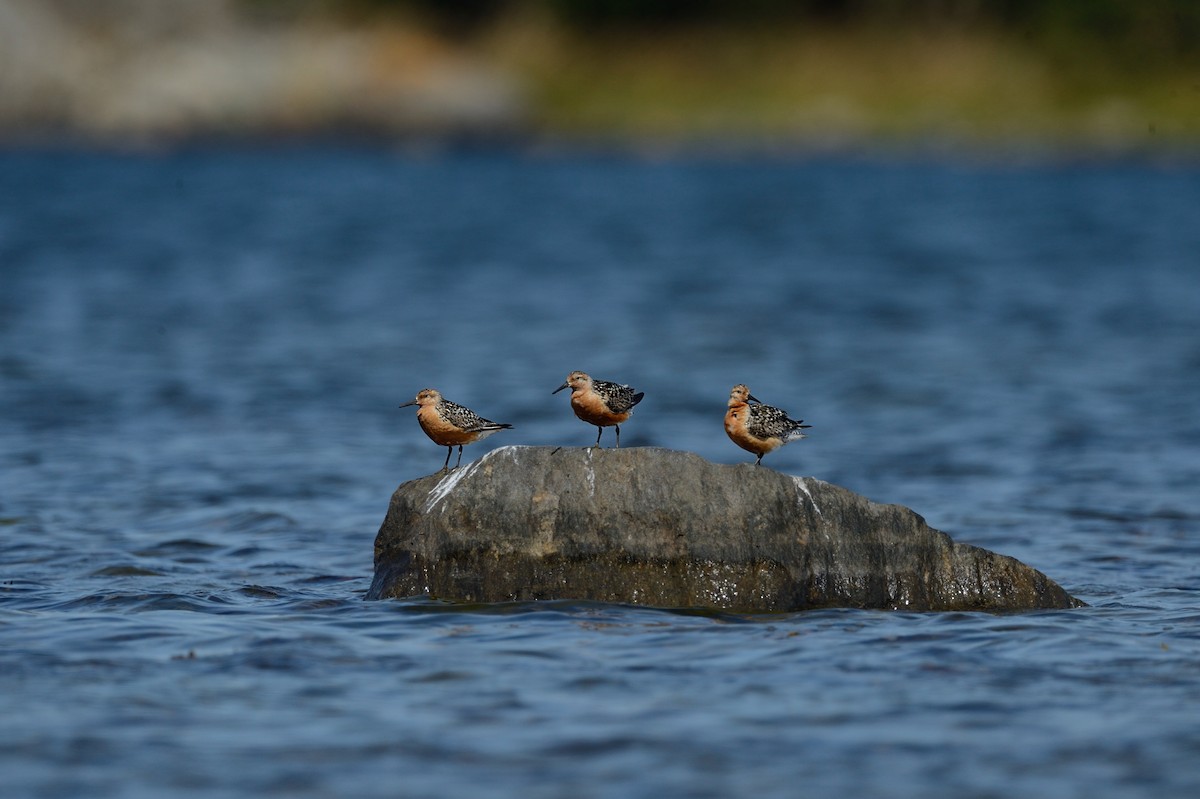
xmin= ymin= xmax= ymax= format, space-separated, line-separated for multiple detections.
xmin=793 ymin=476 xmax=823 ymax=517
xmin=423 ymin=461 xmax=481 ymax=514
xmin=584 ymin=447 xmax=596 ymax=498
xmin=493 ymin=445 xmax=520 ymax=464
xmin=422 ymin=446 xmax=522 ymax=514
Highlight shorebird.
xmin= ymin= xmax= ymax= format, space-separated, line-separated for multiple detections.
xmin=552 ymin=370 xmax=644 ymax=448
xmin=399 ymin=388 xmax=513 ymax=471
xmin=725 ymin=384 xmax=811 ymax=466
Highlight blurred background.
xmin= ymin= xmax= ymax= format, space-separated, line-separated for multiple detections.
xmin=2 ymin=0 xmax=1198 ymax=151
xmin=5 ymin=5 xmax=1200 ymax=798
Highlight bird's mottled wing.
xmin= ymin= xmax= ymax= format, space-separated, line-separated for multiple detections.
xmin=746 ymin=403 xmax=807 ymax=441
xmin=438 ymin=399 xmax=504 ymax=432
xmin=593 ymin=380 xmax=643 ymax=414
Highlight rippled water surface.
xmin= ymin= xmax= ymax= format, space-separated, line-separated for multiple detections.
xmin=3 ymin=146 xmax=1199 ymax=798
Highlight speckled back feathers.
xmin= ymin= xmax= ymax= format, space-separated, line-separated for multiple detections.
xmin=434 ymin=398 xmax=510 ymax=433
xmin=744 ymin=403 xmax=810 ymax=442
xmin=591 ymin=379 xmax=644 ymax=415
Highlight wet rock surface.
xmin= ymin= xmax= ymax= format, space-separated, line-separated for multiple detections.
xmin=368 ymin=446 xmax=1083 ymax=612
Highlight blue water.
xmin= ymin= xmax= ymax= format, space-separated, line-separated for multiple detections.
xmin=2 ymin=146 xmax=1199 ymax=798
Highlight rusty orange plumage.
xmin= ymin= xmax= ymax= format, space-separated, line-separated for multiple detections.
xmin=552 ymin=370 xmax=644 ymax=448
xmin=724 ymin=384 xmax=810 ymax=466
xmin=400 ymin=388 xmax=512 ymax=471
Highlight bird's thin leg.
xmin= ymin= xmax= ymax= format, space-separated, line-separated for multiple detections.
xmin=754 ymin=454 xmax=763 ymax=467
xmin=442 ymin=446 xmax=453 ymax=472
xmin=615 ymin=424 xmax=621 ymax=449
xmin=593 ymin=426 xmax=603 ymax=448
xmin=455 ymin=445 xmax=464 ymax=469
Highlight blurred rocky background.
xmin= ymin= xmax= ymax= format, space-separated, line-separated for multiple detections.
xmin=2 ymin=0 xmax=1197 ymax=150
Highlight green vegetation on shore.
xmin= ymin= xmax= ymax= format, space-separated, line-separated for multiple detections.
xmin=346 ymin=0 xmax=1200 ymax=149
xmin=7 ymin=0 xmax=1198 ymax=150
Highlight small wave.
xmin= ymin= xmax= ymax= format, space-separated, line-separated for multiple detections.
xmin=238 ymin=585 xmax=285 ymax=600
xmin=215 ymin=511 xmax=301 ymax=535
xmin=49 ymin=592 xmax=228 ymax=613
xmin=89 ymin=565 xmax=165 ymax=577
xmin=133 ymin=538 xmax=221 ymax=557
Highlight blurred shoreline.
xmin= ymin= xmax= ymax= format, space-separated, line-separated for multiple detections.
xmin=2 ymin=0 xmax=1197 ymax=156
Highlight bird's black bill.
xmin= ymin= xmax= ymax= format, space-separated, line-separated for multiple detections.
xmin=552 ymin=383 xmax=569 ymax=394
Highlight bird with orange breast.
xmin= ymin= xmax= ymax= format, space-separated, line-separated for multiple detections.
xmin=399 ymin=388 xmax=512 ymax=471
xmin=553 ymin=370 xmax=644 ymax=448
xmin=724 ymin=384 xmax=811 ymax=466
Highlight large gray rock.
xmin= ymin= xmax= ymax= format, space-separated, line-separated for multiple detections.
xmin=367 ymin=446 xmax=1083 ymax=612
